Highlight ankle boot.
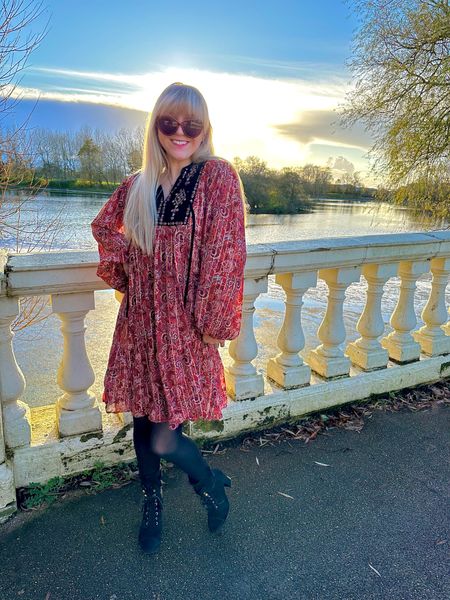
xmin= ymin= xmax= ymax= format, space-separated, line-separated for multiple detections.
xmin=139 ymin=473 xmax=163 ymax=554
xmin=192 ymin=468 xmax=232 ymax=533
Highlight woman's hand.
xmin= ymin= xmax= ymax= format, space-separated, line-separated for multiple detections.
xmin=123 ymin=262 xmax=129 ymax=277
xmin=202 ymin=333 xmax=225 ymax=348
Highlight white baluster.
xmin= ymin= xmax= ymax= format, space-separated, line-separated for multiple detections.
xmin=0 ymin=296 xmax=31 ymax=448
xmin=445 ymin=311 xmax=450 ymax=336
xmin=267 ymin=271 xmax=317 ymax=388
xmin=308 ymin=266 xmax=361 ymax=378
xmin=346 ymin=263 xmax=399 ymax=370
xmin=0 ymin=392 xmax=5 ymax=465
xmin=114 ymin=289 xmax=133 ymax=425
xmin=51 ymin=292 xmax=102 ymax=436
xmin=413 ymin=257 xmax=450 ymax=356
xmin=381 ymin=260 xmax=429 ymax=363
xmin=225 ymin=277 xmax=267 ymax=400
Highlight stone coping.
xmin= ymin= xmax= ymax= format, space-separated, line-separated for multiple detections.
xmin=2 ymin=230 xmax=450 ymax=297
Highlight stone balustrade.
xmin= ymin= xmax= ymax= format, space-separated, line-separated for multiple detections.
xmin=1 ymin=230 xmax=449 ymax=521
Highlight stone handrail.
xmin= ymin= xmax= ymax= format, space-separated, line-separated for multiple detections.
xmin=0 ymin=230 xmax=449 ymax=521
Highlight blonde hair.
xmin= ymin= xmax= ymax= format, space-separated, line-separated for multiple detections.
xmin=124 ymin=82 xmax=217 ymax=255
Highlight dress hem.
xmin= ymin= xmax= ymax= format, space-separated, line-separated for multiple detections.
xmin=104 ymin=401 xmax=228 ymax=430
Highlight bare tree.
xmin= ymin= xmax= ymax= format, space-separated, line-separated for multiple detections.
xmin=0 ymin=0 xmax=48 ymax=160
xmin=28 ymin=124 xmax=145 ymax=185
xmin=0 ymin=1 xmax=71 ymax=333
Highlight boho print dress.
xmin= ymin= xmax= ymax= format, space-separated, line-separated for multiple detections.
xmin=91 ymin=158 xmax=247 ymax=430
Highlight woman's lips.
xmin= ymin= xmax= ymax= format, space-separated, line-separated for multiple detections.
xmin=171 ymin=140 xmax=189 ymax=146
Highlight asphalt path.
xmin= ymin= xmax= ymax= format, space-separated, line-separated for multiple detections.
xmin=1 ymin=405 xmax=448 ymax=600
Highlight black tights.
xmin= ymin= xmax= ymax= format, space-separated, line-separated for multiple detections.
xmin=132 ymin=416 xmax=212 ymax=485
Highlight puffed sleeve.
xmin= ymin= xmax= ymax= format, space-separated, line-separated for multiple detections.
xmin=194 ymin=161 xmax=247 ymax=340
xmin=90 ymin=177 xmax=132 ymax=293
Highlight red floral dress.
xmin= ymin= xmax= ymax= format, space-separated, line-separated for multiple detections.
xmin=91 ymin=158 xmax=247 ymax=429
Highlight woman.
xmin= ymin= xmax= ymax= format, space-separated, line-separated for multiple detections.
xmin=90 ymin=82 xmax=247 ymax=555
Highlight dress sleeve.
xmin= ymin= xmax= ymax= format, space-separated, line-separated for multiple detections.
xmin=194 ymin=161 xmax=247 ymax=341
xmin=90 ymin=178 xmax=131 ymax=293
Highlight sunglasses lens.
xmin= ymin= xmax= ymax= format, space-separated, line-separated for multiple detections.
xmin=184 ymin=120 xmax=203 ymax=138
xmin=157 ymin=117 xmax=178 ymax=136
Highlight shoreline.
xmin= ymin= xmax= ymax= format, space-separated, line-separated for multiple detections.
xmin=8 ymin=185 xmax=376 ymax=202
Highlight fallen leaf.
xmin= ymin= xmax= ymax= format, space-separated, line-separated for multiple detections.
xmin=314 ymin=461 xmax=331 ymax=467
xmin=256 ymin=456 xmax=259 ymax=466
xmin=277 ymin=491 xmax=294 ymax=499
xmin=369 ymin=563 xmax=381 ymax=577
xmin=281 ymin=427 xmax=296 ymax=436
xmin=100 ymin=515 xmax=106 ymax=526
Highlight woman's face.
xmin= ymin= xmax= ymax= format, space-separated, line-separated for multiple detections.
xmin=157 ymin=112 xmax=204 ymax=165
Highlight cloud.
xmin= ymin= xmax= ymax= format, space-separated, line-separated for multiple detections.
xmin=188 ymin=52 xmax=349 ymax=82
xmin=327 ymin=156 xmax=356 ymax=174
xmin=31 ymin=66 xmax=143 ymax=88
xmin=274 ymin=110 xmax=374 ymax=152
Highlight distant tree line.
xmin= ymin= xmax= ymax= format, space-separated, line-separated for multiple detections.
xmin=1 ymin=124 xmax=374 ymax=209
xmin=232 ymin=156 xmax=372 ymax=214
xmin=35 ymin=125 xmax=145 ymax=186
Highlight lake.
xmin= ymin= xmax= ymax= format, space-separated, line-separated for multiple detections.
xmin=3 ymin=190 xmax=449 ymax=408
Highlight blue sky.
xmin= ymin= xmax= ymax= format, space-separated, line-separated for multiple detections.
xmin=28 ymin=1 xmax=356 ymax=78
xmin=11 ymin=0 xmax=375 ymax=182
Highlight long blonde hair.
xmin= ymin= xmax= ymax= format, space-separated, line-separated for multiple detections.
xmin=124 ymin=82 xmax=217 ymax=255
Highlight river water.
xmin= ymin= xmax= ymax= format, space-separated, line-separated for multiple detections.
xmin=3 ymin=190 xmax=449 ymax=408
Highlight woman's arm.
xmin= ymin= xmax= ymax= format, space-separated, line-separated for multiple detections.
xmin=91 ymin=178 xmax=132 ymax=293
xmin=194 ymin=160 xmax=247 ymax=342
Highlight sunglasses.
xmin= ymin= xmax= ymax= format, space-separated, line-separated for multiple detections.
xmin=156 ymin=115 xmax=204 ymax=139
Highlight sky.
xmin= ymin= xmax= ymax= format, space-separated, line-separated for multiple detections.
xmin=8 ymin=0 xmax=376 ymax=183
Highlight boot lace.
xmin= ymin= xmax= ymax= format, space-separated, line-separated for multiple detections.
xmin=200 ymin=489 xmax=226 ymax=511
xmin=142 ymin=488 xmax=161 ymax=526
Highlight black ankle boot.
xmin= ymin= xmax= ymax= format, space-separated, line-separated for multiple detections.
xmin=139 ymin=474 xmax=163 ymax=554
xmin=192 ymin=468 xmax=232 ymax=533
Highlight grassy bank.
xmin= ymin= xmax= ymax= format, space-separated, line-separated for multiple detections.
xmin=321 ymin=192 xmax=375 ymax=201
xmin=7 ymin=179 xmax=119 ymax=195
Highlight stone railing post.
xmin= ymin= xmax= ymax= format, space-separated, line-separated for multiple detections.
xmin=413 ymin=257 xmax=450 ymax=356
xmin=267 ymin=271 xmax=317 ymax=388
xmin=225 ymin=277 xmax=267 ymax=400
xmin=0 ymin=291 xmax=19 ymax=521
xmin=381 ymin=260 xmax=429 ymax=363
xmin=0 ymin=296 xmax=31 ymax=449
xmin=308 ymin=266 xmax=361 ymax=378
xmin=346 ymin=263 xmax=399 ymax=370
xmin=51 ymin=291 xmax=102 ymax=436
xmin=0 ymin=405 xmax=16 ymax=523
